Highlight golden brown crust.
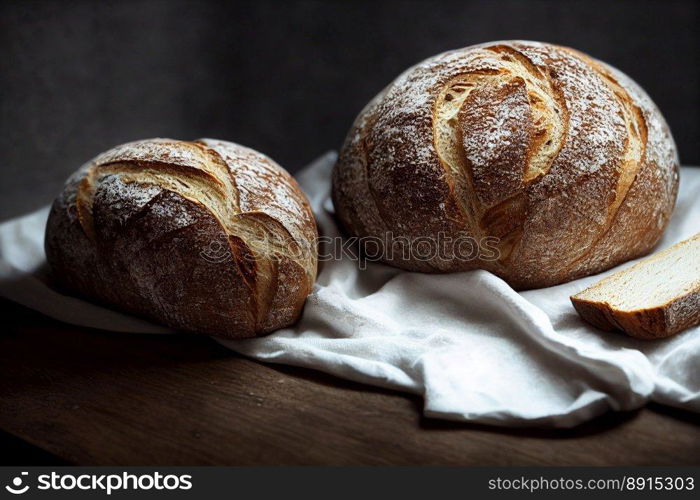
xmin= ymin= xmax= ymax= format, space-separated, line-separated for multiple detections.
xmin=332 ymin=41 xmax=679 ymax=289
xmin=571 ymin=293 xmax=699 ymax=340
xmin=45 ymin=138 xmax=318 ymax=338
xmin=572 ymin=297 xmax=669 ymax=339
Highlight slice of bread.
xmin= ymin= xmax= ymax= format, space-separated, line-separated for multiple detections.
xmin=571 ymin=233 xmax=700 ymax=339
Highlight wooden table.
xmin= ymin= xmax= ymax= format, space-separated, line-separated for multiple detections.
xmin=1 ymin=297 xmax=698 ymax=466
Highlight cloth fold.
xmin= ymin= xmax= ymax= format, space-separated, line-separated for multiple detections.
xmin=1 ymin=153 xmax=698 ymax=427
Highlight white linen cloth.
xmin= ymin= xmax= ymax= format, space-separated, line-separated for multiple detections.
xmin=1 ymin=153 xmax=698 ymax=427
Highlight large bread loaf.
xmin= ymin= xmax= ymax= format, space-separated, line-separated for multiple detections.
xmin=332 ymin=41 xmax=679 ymax=289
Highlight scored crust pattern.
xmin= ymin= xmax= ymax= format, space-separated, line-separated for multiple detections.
xmin=45 ymin=138 xmax=318 ymax=338
xmin=332 ymin=41 xmax=679 ymax=289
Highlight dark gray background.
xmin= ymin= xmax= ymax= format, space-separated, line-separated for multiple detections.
xmin=1 ymin=0 xmax=697 ymax=220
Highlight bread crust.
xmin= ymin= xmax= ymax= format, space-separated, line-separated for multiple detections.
xmin=571 ymin=293 xmax=699 ymax=340
xmin=332 ymin=41 xmax=679 ymax=289
xmin=45 ymin=138 xmax=318 ymax=338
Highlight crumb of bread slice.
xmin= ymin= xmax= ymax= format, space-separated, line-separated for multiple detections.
xmin=571 ymin=233 xmax=700 ymax=339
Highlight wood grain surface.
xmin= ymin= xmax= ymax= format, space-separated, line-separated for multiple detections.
xmin=0 ymin=298 xmax=698 ymax=466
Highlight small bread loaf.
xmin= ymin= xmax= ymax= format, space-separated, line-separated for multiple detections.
xmin=45 ymin=138 xmax=318 ymax=338
xmin=572 ymin=233 xmax=700 ymax=339
xmin=332 ymin=40 xmax=679 ymax=289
